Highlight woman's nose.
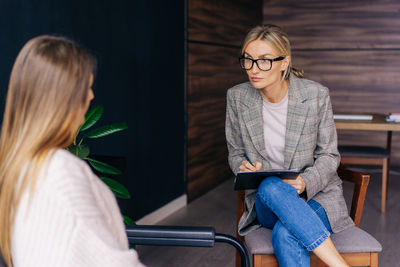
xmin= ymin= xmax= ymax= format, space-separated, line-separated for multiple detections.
xmin=250 ymin=64 xmax=260 ymax=74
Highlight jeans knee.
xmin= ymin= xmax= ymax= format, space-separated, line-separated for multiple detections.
xmin=257 ymin=176 xmax=284 ymax=202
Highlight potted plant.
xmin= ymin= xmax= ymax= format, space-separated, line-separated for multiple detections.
xmin=66 ymin=105 xmax=134 ymax=225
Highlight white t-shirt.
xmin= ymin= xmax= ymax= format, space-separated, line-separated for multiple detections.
xmin=12 ymin=149 xmax=146 ymax=267
xmin=262 ymin=92 xmax=288 ymax=169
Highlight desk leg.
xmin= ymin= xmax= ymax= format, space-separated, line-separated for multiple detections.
xmin=382 ymin=159 xmax=388 ymax=213
xmin=382 ymin=131 xmax=392 ymax=213
xmin=386 ymin=131 xmax=392 ymax=155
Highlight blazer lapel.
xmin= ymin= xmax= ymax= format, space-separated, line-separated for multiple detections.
xmin=242 ymin=88 xmax=271 ymax=164
xmin=284 ymin=76 xmax=309 ymax=169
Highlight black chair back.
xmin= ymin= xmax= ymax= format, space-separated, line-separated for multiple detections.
xmin=0 ymin=252 xmax=6 ymax=267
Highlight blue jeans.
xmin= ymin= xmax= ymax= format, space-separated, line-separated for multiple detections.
xmin=255 ymin=177 xmax=332 ymax=267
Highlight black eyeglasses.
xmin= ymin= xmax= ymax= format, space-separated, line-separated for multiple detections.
xmin=238 ymin=56 xmax=285 ymax=71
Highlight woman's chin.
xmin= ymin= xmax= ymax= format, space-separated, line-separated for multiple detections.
xmin=250 ymin=81 xmax=265 ymax=89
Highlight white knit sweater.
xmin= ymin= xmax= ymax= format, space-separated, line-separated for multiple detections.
xmin=11 ymin=149 xmax=145 ymax=267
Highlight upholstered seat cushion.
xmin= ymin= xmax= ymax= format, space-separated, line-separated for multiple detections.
xmin=338 ymin=145 xmax=389 ymax=158
xmin=245 ymin=226 xmax=382 ymax=254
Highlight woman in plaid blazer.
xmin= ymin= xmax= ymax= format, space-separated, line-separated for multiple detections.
xmin=226 ymin=25 xmax=352 ymax=267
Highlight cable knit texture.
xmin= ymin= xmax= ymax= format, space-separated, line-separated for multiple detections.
xmin=11 ymin=149 xmax=145 ymax=267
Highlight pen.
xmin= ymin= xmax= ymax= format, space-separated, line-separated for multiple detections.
xmin=243 ymin=153 xmax=255 ymax=167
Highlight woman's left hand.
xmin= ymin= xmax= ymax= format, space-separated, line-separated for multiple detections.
xmin=282 ymin=175 xmax=306 ymax=194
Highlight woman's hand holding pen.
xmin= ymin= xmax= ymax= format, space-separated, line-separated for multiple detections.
xmin=283 ymin=175 xmax=306 ymax=195
xmin=240 ymin=153 xmax=262 ymax=172
xmin=239 ymin=160 xmax=262 ymax=172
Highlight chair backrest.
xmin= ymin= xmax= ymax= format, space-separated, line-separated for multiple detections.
xmin=336 ymin=165 xmax=370 ymax=226
xmin=0 ymin=252 xmax=6 ymax=267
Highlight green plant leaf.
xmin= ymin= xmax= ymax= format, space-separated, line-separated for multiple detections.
xmin=100 ymin=177 xmax=131 ymax=199
xmin=86 ymin=157 xmax=121 ymax=175
xmin=123 ymin=215 xmax=136 ymax=225
xmin=66 ymin=144 xmax=90 ymax=159
xmin=85 ymin=122 xmax=128 ymax=139
xmin=80 ymin=105 xmax=104 ymax=132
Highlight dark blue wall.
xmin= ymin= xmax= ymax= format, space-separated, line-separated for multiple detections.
xmin=0 ymin=0 xmax=185 ymax=220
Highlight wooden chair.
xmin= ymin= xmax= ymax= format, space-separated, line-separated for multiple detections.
xmin=338 ymin=144 xmax=390 ymax=213
xmin=236 ymin=166 xmax=382 ymax=267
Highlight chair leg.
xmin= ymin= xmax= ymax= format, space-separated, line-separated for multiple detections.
xmin=381 ymin=159 xmax=388 ymax=213
xmin=235 ymin=250 xmax=240 ymax=267
xmin=253 ymin=255 xmax=262 ymax=267
xmin=371 ymin=252 xmax=378 ymax=267
xmin=253 ymin=254 xmax=278 ymax=266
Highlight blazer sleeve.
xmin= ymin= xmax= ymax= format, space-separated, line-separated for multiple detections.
xmin=225 ymin=89 xmax=246 ymax=175
xmin=301 ymin=88 xmax=341 ymax=200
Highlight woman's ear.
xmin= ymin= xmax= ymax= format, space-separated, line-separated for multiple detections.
xmin=281 ymin=56 xmax=291 ymax=71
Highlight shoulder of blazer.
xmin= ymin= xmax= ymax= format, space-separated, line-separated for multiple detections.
xmin=227 ymin=81 xmax=262 ymax=107
xmin=289 ymin=75 xmax=330 ymax=102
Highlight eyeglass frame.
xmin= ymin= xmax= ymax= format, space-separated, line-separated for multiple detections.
xmin=238 ymin=55 xmax=285 ymax=71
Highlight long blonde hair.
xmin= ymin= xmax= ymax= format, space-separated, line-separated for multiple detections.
xmin=241 ymin=24 xmax=304 ymax=80
xmin=0 ymin=35 xmax=96 ymax=266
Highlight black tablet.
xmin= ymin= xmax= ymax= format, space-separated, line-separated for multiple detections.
xmin=234 ymin=169 xmax=300 ymax=190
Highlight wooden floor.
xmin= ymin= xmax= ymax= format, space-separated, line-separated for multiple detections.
xmin=136 ymin=166 xmax=400 ymax=267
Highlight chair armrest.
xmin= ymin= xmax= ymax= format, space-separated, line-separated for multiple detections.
xmin=126 ymin=225 xmax=215 ymax=247
xmin=337 ymin=165 xmax=370 ymax=227
xmin=338 ymin=165 xmax=370 ymax=186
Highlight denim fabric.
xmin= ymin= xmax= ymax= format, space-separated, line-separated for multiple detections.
xmin=255 ymin=176 xmax=332 ymax=267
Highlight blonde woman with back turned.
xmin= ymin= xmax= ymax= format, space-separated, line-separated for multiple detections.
xmin=0 ymin=36 xmax=145 ymax=267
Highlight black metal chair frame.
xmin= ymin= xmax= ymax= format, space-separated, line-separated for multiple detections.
xmin=127 ymin=225 xmax=250 ymax=267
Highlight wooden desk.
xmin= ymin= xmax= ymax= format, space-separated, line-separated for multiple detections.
xmin=335 ymin=114 xmax=400 ymax=156
xmin=335 ymin=114 xmax=400 ymax=132
xmin=335 ymin=114 xmax=400 ymax=213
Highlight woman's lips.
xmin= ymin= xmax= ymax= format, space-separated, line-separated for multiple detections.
xmin=251 ymin=77 xmax=262 ymax=82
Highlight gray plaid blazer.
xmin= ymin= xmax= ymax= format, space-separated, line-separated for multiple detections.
xmin=226 ymin=75 xmax=354 ymax=236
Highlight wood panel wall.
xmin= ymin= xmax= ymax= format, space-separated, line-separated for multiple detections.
xmin=263 ymin=0 xmax=400 ymax=165
xmin=187 ymin=0 xmax=262 ymax=201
